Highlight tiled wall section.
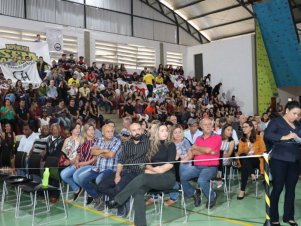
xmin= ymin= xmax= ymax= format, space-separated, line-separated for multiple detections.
xmin=256 ymin=21 xmax=278 ymax=115
xmin=253 ymin=0 xmax=301 ymax=87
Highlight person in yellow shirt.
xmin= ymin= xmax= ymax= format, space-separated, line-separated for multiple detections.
xmin=143 ymin=72 xmax=155 ymax=98
xmin=155 ymin=73 xmax=164 ymax=84
xmin=68 ymin=74 xmax=80 ymax=88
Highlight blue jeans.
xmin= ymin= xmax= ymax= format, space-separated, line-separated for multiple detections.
xmin=60 ymin=164 xmax=80 ymax=193
xmin=169 ymin=182 xmax=180 ymax=201
xmin=180 ymin=164 xmax=217 ymax=201
xmin=73 ymin=165 xmax=93 ymax=185
xmin=75 ymin=167 xmax=107 ymax=199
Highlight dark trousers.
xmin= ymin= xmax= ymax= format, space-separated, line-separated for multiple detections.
xmin=239 ymin=154 xmax=259 ymax=191
xmin=115 ymin=172 xmax=175 ymax=226
xmin=146 ymin=85 xmax=153 ymax=98
xmin=270 ymin=159 xmax=299 ymax=222
xmin=97 ymin=170 xmax=139 ymax=200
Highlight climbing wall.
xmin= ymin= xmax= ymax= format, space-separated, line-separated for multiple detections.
xmin=253 ymin=0 xmax=301 ymax=87
xmin=256 ymin=21 xmax=278 ymax=115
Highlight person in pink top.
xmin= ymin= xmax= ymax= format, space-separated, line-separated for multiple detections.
xmin=181 ymin=118 xmax=222 ymax=209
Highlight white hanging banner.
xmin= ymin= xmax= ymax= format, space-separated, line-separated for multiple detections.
xmin=0 ymin=62 xmax=42 ymax=89
xmin=46 ymin=28 xmax=63 ymax=53
xmin=0 ymin=37 xmax=51 ymax=64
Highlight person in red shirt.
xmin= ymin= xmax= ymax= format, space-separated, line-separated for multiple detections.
xmin=144 ymin=101 xmax=157 ymax=120
xmin=181 ymin=118 xmax=222 ymax=208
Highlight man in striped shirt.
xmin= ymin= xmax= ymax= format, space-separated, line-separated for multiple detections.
xmin=95 ymin=123 xmax=150 ymax=216
xmin=76 ymin=124 xmax=122 ymax=205
xmin=29 ymin=125 xmax=49 ymax=157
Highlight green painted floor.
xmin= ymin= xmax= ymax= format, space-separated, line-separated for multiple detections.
xmin=1 ymin=180 xmax=300 ymax=226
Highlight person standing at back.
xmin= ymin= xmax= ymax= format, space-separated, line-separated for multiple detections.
xmin=264 ymin=101 xmax=301 ymax=226
xmin=143 ymin=71 xmax=155 ymax=98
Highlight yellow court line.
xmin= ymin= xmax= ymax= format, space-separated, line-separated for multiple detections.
xmin=65 ymin=200 xmax=134 ymax=225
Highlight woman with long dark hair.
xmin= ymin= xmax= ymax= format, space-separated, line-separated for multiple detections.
xmin=109 ymin=124 xmax=176 ymax=226
xmin=218 ymin=124 xmax=235 ymax=179
xmin=264 ymin=101 xmax=301 ymax=226
xmin=0 ymin=123 xmax=16 ymax=168
xmin=237 ymin=121 xmax=266 ymax=200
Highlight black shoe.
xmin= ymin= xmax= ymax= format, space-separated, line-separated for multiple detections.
xmin=107 ymin=200 xmax=120 ymax=209
xmin=73 ymin=188 xmax=83 ymax=201
xmin=117 ymin=206 xmax=126 ymax=217
xmin=206 ymin=193 xmax=217 ymax=209
xmin=283 ymin=220 xmax=298 ymax=226
xmin=271 ymin=223 xmax=281 ymax=226
xmin=86 ymin=196 xmax=93 ymax=205
xmin=237 ymin=195 xmax=245 ymax=200
xmin=193 ymin=192 xmax=201 ymax=207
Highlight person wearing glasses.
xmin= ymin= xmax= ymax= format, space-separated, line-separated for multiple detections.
xmin=237 ymin=121 xmax=266 ymax=200
xmin=264 ymin=101 xmax=301 ymax=226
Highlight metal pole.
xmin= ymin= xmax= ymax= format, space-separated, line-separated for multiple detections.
xmin=263 ymin=153 xmax=272 ymax=226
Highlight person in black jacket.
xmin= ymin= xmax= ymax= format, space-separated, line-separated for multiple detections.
xmin=108 ymin=124 xmax=176 ymax=226
xmin=264 ymin=101 xmax=301 ymax=226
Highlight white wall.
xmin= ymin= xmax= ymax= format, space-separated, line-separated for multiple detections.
xmin=0 ymin=15 xmax=187 ymax=71
xmin=0 ymin=15 xmax=85 ymax=56
xmin=278 ymin=87 xmax=301 ymax=104
xmin=185 ymin=34 xmax=256 ymax=115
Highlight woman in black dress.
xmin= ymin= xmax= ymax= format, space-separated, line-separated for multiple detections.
xmin=264 ymin=101 xmax=301 ymax=226
xmin=0 ymin=123 xmax=16 ymax=168
xmin=109 ymin=124 xmax=176 ymax=226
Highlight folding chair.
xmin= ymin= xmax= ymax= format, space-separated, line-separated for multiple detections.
xmin=15 ymin=156 xmax=68 ymax=226
xmin=1 ymin=151 xmax=31 ymax=211
xmin=145 ymin=183 xmax=188 ymax=226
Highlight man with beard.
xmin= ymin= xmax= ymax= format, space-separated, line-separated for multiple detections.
xmin=95 ymin=123 xmax=150 ymax=216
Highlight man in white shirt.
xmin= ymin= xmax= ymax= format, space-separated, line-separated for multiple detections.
xmin=184 ymin=118 xmax=203 ymax=144
xmin=17 ymin=124 xmax=39 ymax=176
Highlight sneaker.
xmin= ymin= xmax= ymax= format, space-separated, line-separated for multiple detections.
xmin=206 ymin=193 xmax=217 ymax=209
xmin=96 ymin=201 xmax=105 ymax=211
xmin=193 ymin=192 xmax=201 ymax=207
xmin=86 ymin=196 xmax=93 ymax=205
xmin=164 ymin=199 xmax=177 ymax=206
xmin=73 ymin=188 xmax=83 ymax=201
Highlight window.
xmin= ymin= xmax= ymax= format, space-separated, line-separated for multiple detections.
xmin=166 ymin=51 xmax=183 ymax=67
xmin=95 ymin=40 xmax=156 ymax=69
xmin=0 ymin=27 xmax=78 ymax=61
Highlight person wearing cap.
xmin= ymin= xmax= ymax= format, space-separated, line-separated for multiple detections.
xmin=184 ymin=118 xmax=203 ymax=145
xmin=181 ymin=118 xmax=222 ymax=209
xmin=120 ymin=128 xmax=131 ymax=143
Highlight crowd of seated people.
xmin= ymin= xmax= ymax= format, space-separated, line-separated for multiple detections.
xmin=1 ymin=54 xmax=299 ymax=224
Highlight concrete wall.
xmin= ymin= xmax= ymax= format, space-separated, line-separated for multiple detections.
xmin=185 ymin=34 xmax=256 ymax=115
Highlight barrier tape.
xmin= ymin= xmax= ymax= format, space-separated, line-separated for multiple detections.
xmin=0 ymin=154 xmax=265 ymax=170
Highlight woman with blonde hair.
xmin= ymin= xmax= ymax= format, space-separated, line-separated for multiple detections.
xmin=109 ymin=124 xmax=176 ymax=226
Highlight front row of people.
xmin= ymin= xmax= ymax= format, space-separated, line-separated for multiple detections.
xmin=10 ymin=101 xmax=300 ymax=226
